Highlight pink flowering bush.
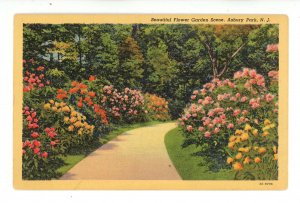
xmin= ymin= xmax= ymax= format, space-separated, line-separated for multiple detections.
xmin=101 ymin=85 xmax=148 ymax=123
xmin=179 ymin=68 xmax=278 ymax=170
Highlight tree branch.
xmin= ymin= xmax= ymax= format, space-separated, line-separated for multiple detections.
xmin=217 ymin=41 xmax=247 ymax=78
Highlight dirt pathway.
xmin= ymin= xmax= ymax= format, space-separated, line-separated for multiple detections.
xmin=60 ymin=122 xmax=181 ymax=180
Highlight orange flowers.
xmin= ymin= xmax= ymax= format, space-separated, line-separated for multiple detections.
xmin=88 ymin=92 xmax=96 ymax=97
xmin=56 ymin=89 xmax=68 ymax=100
xmin=89 ymin=75 xmax=96 ymax=81
xmin=94 ymin=104 xmax=108 ymax=124
xmin=144 ymin=93 xmax=170 ymax=121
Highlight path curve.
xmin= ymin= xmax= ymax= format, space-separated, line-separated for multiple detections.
xmin=60 ymin=122 xmax=181 ymax=180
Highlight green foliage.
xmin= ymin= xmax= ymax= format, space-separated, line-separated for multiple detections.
xmin=165 ymin=127 xmax=235 ymax=180
xmin=46 ymin=68 xmax=70 ymax=88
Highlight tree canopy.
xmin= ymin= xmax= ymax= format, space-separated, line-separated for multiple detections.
xmin=23 ymin=23 xmax=279 ymax=118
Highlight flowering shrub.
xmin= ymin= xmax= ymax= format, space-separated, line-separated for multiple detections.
xmin=101 ymin=85 xmax=148 ymax=123
xmin=22 ymin=106 xmax=63 ymax=180
xmin=144 ymin=93 xmax=170 ymax=121
xmin=179 ymin=68 xmax=278 ymax=172
xmin=23 ymin=59 xmax=50 ymax=92
xmin=226 ymin=120 xmax=278 ymax=180
xmin=42 ymin=100 xmax=95 ymax=151
xmin=55 ymin=77 xmax=110 ymax=136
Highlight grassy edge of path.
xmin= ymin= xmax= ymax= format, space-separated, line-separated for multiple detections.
xmin=57 ymin=121 xmax=164 ymax=176
xmin=164 ymin=127 xmax=235 ymax=180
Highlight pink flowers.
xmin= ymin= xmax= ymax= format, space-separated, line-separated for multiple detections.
xmin=266 ymin=44 xmax=278 ymax=53
xmin=249 ymin=98 xmax=260 ymax=109
xmin=268 ymin=70 xmax=279 ymax=80
xmin=204 ymin=131 xmax=211 ymax=138
xmin=179 ymin=67 xmax=278 ymax=149
xmin=233 ymin=109 xmax=241 ymax=117
xmin=102 ymin=85 xmax=146 ymax=122
xmin=227 ymin=123 xmax=234 ymax=129
xmin=187 ymin=125 xmax=193 ymax=132
xmin=198 ymin=126 xmax=204 ymax=132
xmin=265 ymin=93 xmax=275 ymax=102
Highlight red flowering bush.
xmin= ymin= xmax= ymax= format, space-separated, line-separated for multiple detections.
xmin=179 ymin=68 xmax=278 ymax=171
xmin=55 ymin=77 xmax=110 ymax=136
xmin=22 ymin=106 xmax=63 ymax=180
xmin=23 ymin=59 xmax=49 ymax=92
xmin=101 ymin=85 xmax=148 ymax=123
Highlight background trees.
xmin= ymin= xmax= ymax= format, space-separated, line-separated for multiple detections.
xmin=23 ymin=23 xmax=279 ymax=118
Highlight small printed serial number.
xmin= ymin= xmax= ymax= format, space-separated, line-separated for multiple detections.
xmin=259 ymin=182 xmax=273 ymax=186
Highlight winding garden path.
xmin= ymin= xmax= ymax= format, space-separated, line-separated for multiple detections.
xmin=60 ymin=122 xmax=181 ymax=180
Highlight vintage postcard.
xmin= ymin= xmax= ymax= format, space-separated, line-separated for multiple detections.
xmin=14 ymin=14 xmax=288 ymax=190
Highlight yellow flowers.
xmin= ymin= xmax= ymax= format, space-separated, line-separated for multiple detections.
xmin=273 ymin=146 xmax=277 ymax=154
xmin=74 ymin=121 xmax=82 ymax=128
xmin=227 ymin=122 xmax=278 ymax=173
xmin=68 ymin=125 xmax=74 ymax=132
xmin=235 ymin=152 xmax=243 ymax=159
xmin=244 ymin=124 xmax=251 ymax=131
xmin=71 ymin=111 xmax=77 ymax=117
xmin=227 ymin=157 xmax=234 ymax=164
xmin=254 ymin=157 xmax=261 ymax=163
xmin=262 ymin=131 xmax=269 ymax=137
xmin=243 ymin=157 xmax=251 ymax=164
xmin=238 ymin=147 xmax=250 ymax=153
xmin=44 ymin=99 xmax=94 ymax=136
xmin=258 ymin=147 xmax=267 ymax=154
xmin=64 ymin=117 xmax=69 ymax=123
xmin=228 ymin=142 xmax=235 ymax=149
xmin=233 ymin=162 xmax=243 ymax=170
xmin=62 ymin=106 xmax=70 ymax=112
xmin=241 ymin=133 xmax=249 ymax=141
xmin=235 ymin=129 xmax=243 ymax=135
xmin=264 ymin=119 xmax=271 ymax=126
xmin=229 ymin=135 xmax=236 ymax=142
xmin=252 ymin=129 xmax=258 ymax=136
xmin=44 ymin=103 xmax=51 ymax=109
xmin=70 ymin=117 xmax=77 ymax=123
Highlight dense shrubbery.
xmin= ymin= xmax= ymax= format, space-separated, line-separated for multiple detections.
xmin=179 ymin=67 xmax=278 ymax=179
xmin=22 ymin=61 xmax=171 ymax=180
xmin=179 ymin=62 xmax=279 ymax=179
xmin=144 ymin=93 xmax=170 ymax=121
xmin=101 ymin=85 xmax=147 ymax=123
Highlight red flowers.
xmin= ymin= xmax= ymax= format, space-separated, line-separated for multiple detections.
xmin=33 ymin=148 xmax=40 ymax=155
xmin=31 ymin=132 xmax=39 ymax=138
xmin=89 ymin=75 xmax=96 ymax=81
xmin=88 ymin=92 xmax=96 ymax=97
xmin=23 ymin=107 xmax=39 ymax=129
xmin=23 ymin=63 xmax=47 ymax=92
xmin=45 ymin=127 xmax=57 ymax=139
xmin=42 ymin=152 xmax=48 ymax=158
xmin=56 ymin=89 xmax=68 ymax=100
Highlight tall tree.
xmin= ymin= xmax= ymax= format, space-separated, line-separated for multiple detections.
xmin=118 ymin=36 xmax=144 ymax=88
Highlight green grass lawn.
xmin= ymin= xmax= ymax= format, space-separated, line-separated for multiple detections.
xmin=164 ymin=127 xmax=235 ymax=180
xmin=57 ymin=120 xmax=164 ymax=176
